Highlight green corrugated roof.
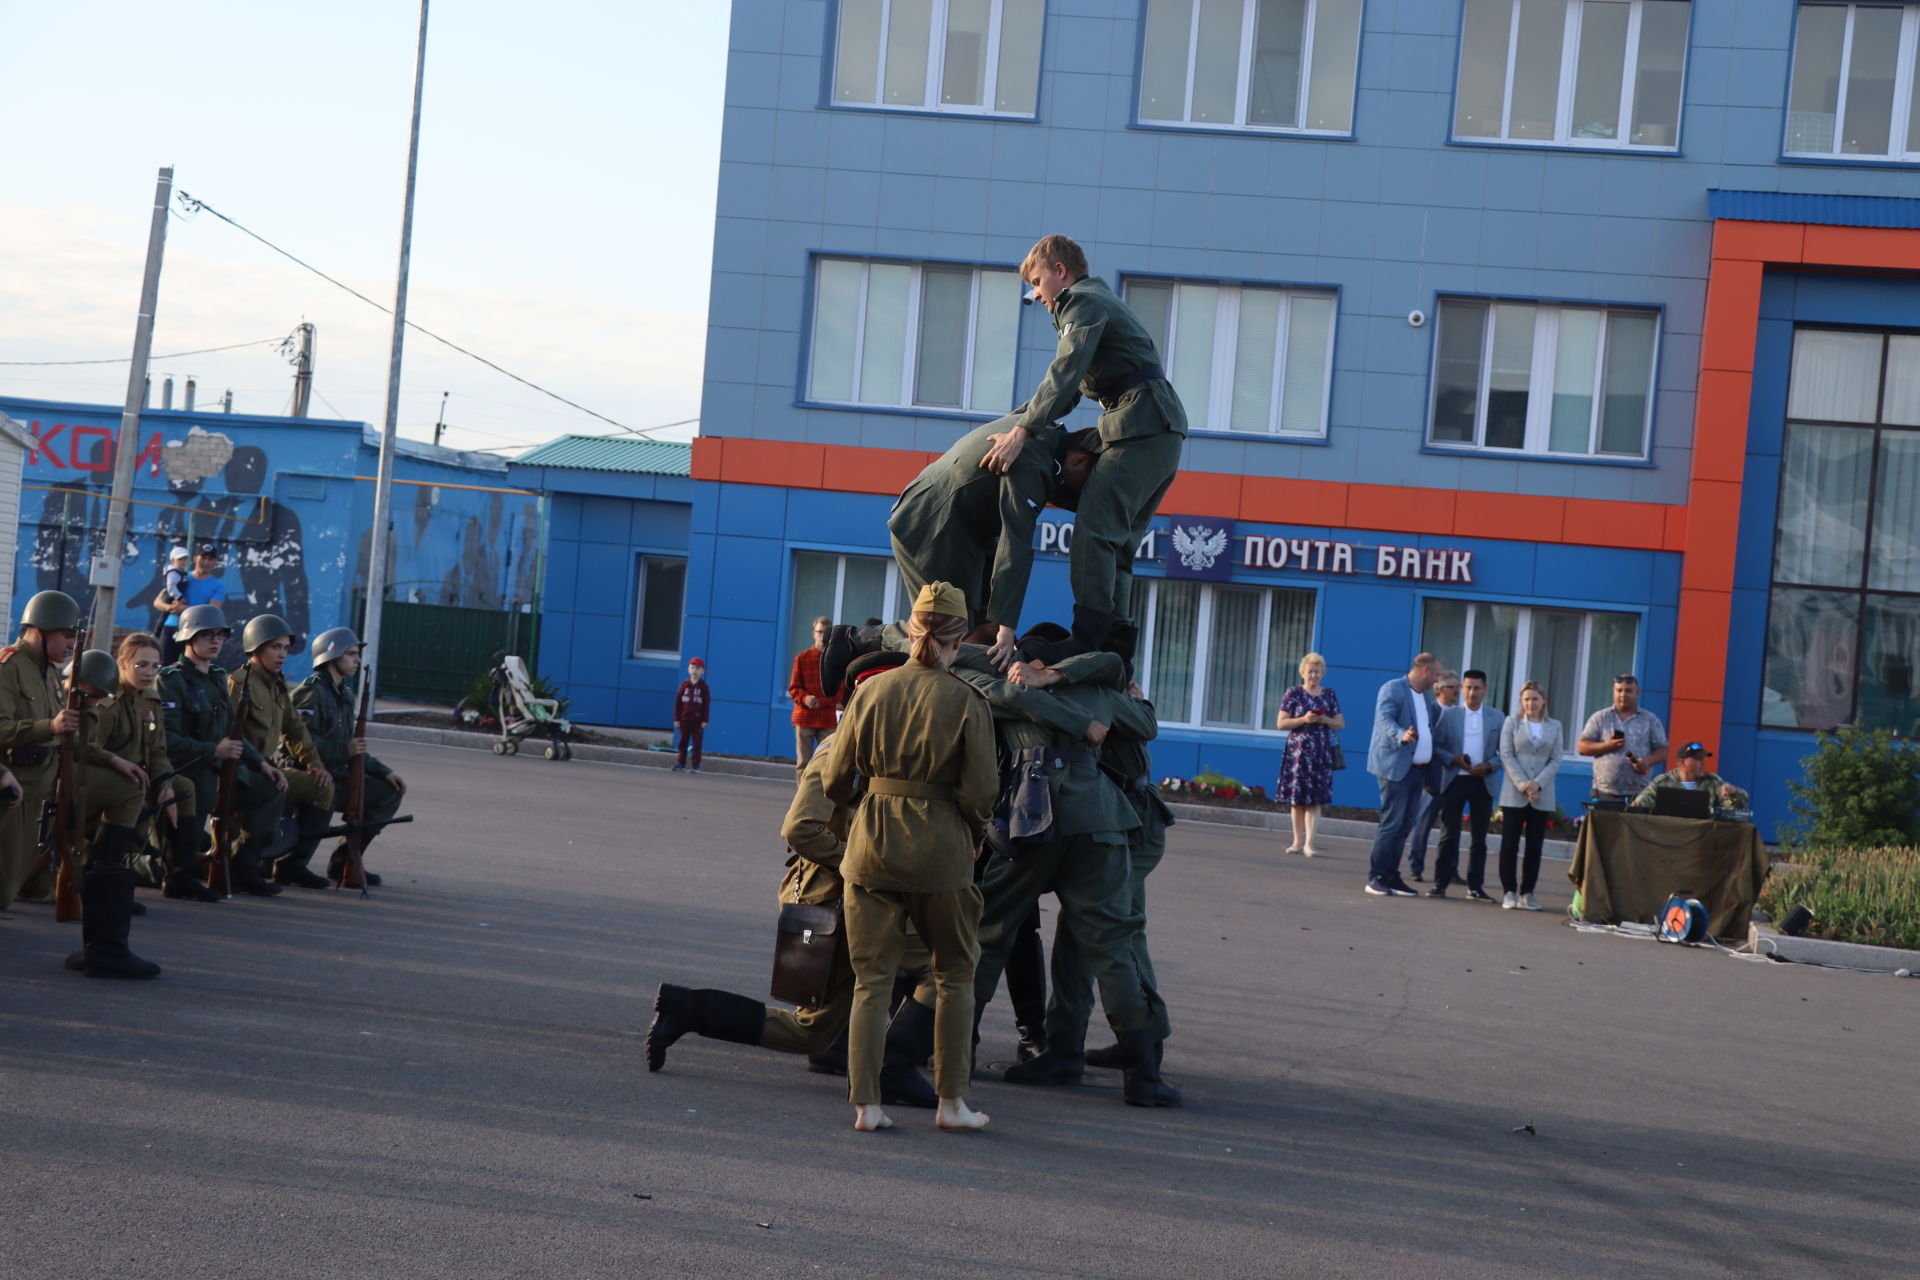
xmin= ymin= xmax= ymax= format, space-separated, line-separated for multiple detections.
xmin=513 ymin=435 xmax=692 ymax=475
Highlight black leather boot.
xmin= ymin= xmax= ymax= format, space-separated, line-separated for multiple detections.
xmin=818 ymin=625 xmax=883 ymax=697
xmin=1070 ymin=604 xmax=1114 ymax=656
xmin=274 ymin=807 xmax=332 ymax=889
xmin=807 ymin=1027 xmax=849 ymax=1076
xmin=878 ymin=998 xmax=938 ymax=1108
xmin=230 ymin=848 xmax=283 ymax=897
xmin=1004 ymin=908 xmax=1049 ymax=1063
xmin=163 ymin=820 xmax=219 ymax=902
xmin=1004 ymin=1033 xmax=1087 ymax=1085
xmin=1083 ymin=1042 xmax=1128 ymax=1069
xmin=645 ymin=984 xmax=764 ymax=1071
xmin=69 ymin=860 xmax=161 ymax=980
xmin=1118 ymin=1030 xmax=1181 ymax=1107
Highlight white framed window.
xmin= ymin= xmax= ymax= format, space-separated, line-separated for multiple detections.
xmin=633 ymin=555 xmax=687 ymax=658
xmin=788 ymin=551 xmax=908 ymax=664
xmin=1421 ymin=597 xmax=1641 ymax=749
xmin=1454 ymin=0 xmax=1690 ymax=149
xmin=808 ymin=257 xmax=1021 ymax=413
xmin=1138 ymin=0 xmax=1363 ymax=133
xmin=1124 ymin=278 xmax=1336 ymax=436
xmin=1428 ymin=297 xmax=1658 ymax=459
xmin=831 ymin=0 xmax=1045 ymax=116
xmin=1130 ymin=578 xmax=1317 ymax=731
xmin=1786 ymin=3 xmax=1920 ymax=161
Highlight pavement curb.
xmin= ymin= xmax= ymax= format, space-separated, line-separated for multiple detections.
xmin=1162 ymin=799 xmax=1577 ymax=861
xmin=1745 ymin=920 xmax=1920 ymax=974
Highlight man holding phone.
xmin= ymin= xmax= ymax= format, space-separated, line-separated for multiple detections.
xmin=1577 ymin=674 xmax=1668 ymax=802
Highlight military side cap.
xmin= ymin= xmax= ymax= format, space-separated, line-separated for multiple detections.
xmin=845 ymin=650 xmax=907 ymax=685
xmin=74 ymin=649 xmax=119 ymax=698
xmin=912 ymin=581 xmax=969 ymax=620
xmin=21 ymin=590 xmax=80 ymax=632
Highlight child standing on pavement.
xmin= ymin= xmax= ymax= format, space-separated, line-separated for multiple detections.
xmin=673 ymin=658 xmax=711 ymax=773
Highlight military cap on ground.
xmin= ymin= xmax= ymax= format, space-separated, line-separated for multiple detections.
xmin=175 ymin=604 xmax=231 ymax=643
xmin=912 ymin=581 xmax=969 ymax=621
xmin=74 ymin=649 xmax=119 ymax=698
xmin=20 ymin=590 xmax=81 ymax=632
xmin=241 ymin=614 xmax=296 ymax=654
xmin=310 ymin=627 xmax=361 ymax=668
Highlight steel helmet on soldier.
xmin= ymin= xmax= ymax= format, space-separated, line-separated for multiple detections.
xmin=241 ymin=614 xmax=296 ymax=654
xmin=175 ymin=604 xmax=231 ymax=643
xmin=20 ymin=590 xmax=81 ymax=632
xmin=310 ymin=627 xmax=361 ymax=668
xmin=73 ymin=649 xmax=120 ymax=698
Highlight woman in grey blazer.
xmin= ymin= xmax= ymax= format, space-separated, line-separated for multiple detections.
xmin=1496 ymin=680 xmax=1562 ymax=911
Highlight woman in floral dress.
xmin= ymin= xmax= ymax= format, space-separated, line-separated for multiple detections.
xmin=1274 ymin=652 xmax=1343 ymax=856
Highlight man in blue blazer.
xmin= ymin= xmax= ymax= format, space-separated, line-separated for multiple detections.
xmin=1429 ymin=670 xmax=1504 ymax=899
xmin=1365 ymin=653 xmax=1444 ymax=897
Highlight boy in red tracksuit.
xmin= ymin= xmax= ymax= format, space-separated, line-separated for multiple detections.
xmin=672 ymin=658 xmax=711 ymax=773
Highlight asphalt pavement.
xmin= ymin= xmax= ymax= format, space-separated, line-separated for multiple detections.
xmin=2 ymin=741 xmax=1913 ymax=1279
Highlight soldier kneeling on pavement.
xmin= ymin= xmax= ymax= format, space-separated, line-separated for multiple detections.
xmin=84 ymin=633 xmax=218 ymax=903
xmin=0 ymin=590 xmax=82 ymax=910
xmin=159 ymin=604 xmax=288 ymax=896
xmin=292 ymin=627 xmax=404 ymax=888
xmin=229 ymin=615 xmax=336 ymax=889
xmin=62 ymin=645 xmax=163 ymax=978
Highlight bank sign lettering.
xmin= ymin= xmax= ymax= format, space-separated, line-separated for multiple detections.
xmin=1037 ymin=519 xmax=1474 ymax=584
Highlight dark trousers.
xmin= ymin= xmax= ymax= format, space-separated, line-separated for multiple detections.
xmin=675 ymin=724 xmax=703 ymax=768
xmin=1435 ymin=774 xmax=1493 ymax=888
xmin=1003 ymin=906 xmax=1047 ymax=1036
xmin=159 ymin=627 xmax=183 ymax=667
xmin=1406 ymin=793 xmax=1440 ymax=875
xmin=1368 ymin=765 xmax=1433 ymax=882
xmin=1498 ymin=806 xmax=1549 ymax=894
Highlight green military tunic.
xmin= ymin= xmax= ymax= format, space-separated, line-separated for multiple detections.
xmin=822 ymin=658 xmax=998 ymax=1104
xmin=1011 ymin=276 xmax=1187 ymax=622
xmin=231 ymin=662 xmax=333 ymax=815
xmin=291 ymin=670 xmax=401 ymax=843
xmin=887 ymin=418 xmax=1068 ymax=632
xmin=0 ymin=641 xmax=65 ymax=907
xmin=1634 ymin=770 xmax=1751 ymax=811
xmin=85 ymin=686 xmax=193 ymax=829
xmin=158 ymin=658 xmax=284 ymax=852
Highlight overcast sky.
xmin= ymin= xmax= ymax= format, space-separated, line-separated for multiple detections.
xmin=0 ymin=1 xmax=727 ymax=454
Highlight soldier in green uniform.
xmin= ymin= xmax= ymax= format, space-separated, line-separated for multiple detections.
xmin=1633 ymin=741 xmax=1751 ymax=811
xmin=60 ymin=649 xmax=162 ymax=977
xmin=291 ymin=627 xmax=404 ymax=888
xmin=644 ymin=653 xmax=943 ymax=1109
xmin=230 ymin=615 xmax=335 ymax=889
xmin=0 ymin=590 xmax=84 ymax=909
xmin=822 ymin=582 xmax=997 ymax=1133
xmin=159 ymin=603 xmax=286 ymax=897
xmin=83 ymin=632 xmax=216 ymax=902
xmin=981 ymin=234 xmax=1187 ymax=659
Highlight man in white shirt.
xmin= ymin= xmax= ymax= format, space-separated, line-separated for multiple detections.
xmin=1364 ymin=653 xmax=1443 ymax=897
xmin=1428 ymin=671 xmax=1505 ymax=900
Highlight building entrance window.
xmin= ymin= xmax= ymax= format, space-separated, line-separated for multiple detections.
xmin=788 ymin=551 xmax=907 ymax=663
xmin=1131 ymin=578 xmax=1316 ymax=731
xmin=1421 ymin=597 xmax=1639 ymax=745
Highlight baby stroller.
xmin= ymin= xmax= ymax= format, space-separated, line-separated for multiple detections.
xmin=488 ymin=654 xmax=574 ymax=760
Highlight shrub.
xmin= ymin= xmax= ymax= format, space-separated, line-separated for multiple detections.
xmin=1783 ymin=726 xmax=1920 ymax=850
xmin=1758 ymin=847 xmax=1920 ymax=951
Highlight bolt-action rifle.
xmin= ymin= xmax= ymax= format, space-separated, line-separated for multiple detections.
xmin=50 ymin=629 xmax=92 ymax=923
xmin=339 ymin=668 xmax=375 ymax=896
xmin=209 ymin=662 xmax=253 ymax=898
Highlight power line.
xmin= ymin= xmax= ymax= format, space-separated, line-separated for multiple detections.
xmin=175 ymin=190 xmax=687 ymax=438
xmin=0 ymin=336 xmax=284 ymax=366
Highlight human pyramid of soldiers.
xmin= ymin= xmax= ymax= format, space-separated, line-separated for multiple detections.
xmin=0 ymin=592 xmax=406 ymax=980
xmin=647 ymin=235 xmax=1191 ymax=1132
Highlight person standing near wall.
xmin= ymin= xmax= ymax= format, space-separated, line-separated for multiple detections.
xmin=1498 ymin=681 xmax=1563 ymax=911
xmin=1273 ymin=652 xmax=1343 ymax=858
xmin=154 ymin=546 xmax=191 ymax=665
xmin=787 ymin=618 xmax=838 ymax=780
xmin=672 ymin=658 xmax=710 ymax=774
xmin=1405 ymin=670 xmax=1459 ymax=882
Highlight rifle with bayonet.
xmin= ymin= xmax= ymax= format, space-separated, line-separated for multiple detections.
xmin=339 ymin=667 xmax=374 ymax=896
xmin=50 ymin=629 xmax=92 ymax=923
xmin=208 ymin=661 xmax=253 ymax=898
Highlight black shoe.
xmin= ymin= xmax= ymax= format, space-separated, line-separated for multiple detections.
xmin=645 ymin=984 xmax=695 ymax=1072
xmin=233 ymin=864 xmax=283 ymax=897
xmin=1003 ymin=1042 xmax=1087 ymax=1086
xmin=672 ymin=763 xmax=685 ymax=772
xmin=1083 ymin=1042 xmax=1128 ymax=1069
xmin=273 ymin=863 xmax=331 ymax=889
xmin=1426 ymin=884 xmax=1449 ymax=898
xmin=1465 ymin=885 xmax=1494 ymax=902
xmin=76 ymin=863 xmax=161 ymax=980
xmin=644 ymin=984 xmax=764 ymax=1072
xmin=1385 ymin=875 xmax=1420 ymax=898
xmin=1014 ymin=1027 xmax=1048 ymax=1064
xmin=163 ymin=874 xmax=220 ymax=903
xmin=1409 ymin=871 xmax=1425 ymax=883
xmin=1117 ymin=1031 xmax=1181 ymax=1107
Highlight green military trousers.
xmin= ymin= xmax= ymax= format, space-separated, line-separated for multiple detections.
xmin=0 ymin=764 xmax=58 ymax=908
xmin=760 ymin=928 xmax=934 ymax=1055
xmin=972 ymin=831 xmax=1160 ymax=1045
xmin=1047 ymin=793 xmax=1171 ymax=1045
xmin=183 ymin=764 xmax=286 ymax=853
xmin=1071 ymin=429 xmax=1183 ymax=619
xmin=843 ymin=882 xmax=981 ymax=1104
xmin=890 ymin=534 xmax=991 ymax=634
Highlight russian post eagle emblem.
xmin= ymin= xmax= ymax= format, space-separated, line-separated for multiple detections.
xmin=1172 ymin=523 xmax=1228 ymax=571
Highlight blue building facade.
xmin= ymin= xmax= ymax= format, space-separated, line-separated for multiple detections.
xmin=683 ymin=0 xmax=1920 ymax=838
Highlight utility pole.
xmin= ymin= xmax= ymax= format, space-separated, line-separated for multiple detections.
xmin=433 ymin=390 xmax=449 ymax=447
xmin=361 ymin=0 xmax=430 ymax=708
xmin=290 ymin=322 xmax=315 ymax=417
xmin=89 ymin=166 xmax=173 ymax=643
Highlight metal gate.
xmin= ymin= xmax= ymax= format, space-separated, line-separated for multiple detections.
xmin=352 ymin=597 xmax=540 ymax=705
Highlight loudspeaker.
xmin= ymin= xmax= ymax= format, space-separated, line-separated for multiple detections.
xmin=1779 ymin=904 xmax=1814 ymax=937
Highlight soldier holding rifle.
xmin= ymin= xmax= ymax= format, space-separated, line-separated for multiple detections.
xmin=0 ymin=591 xmax=83 ymax=909
xmin=229 ymin=615 xmax=336 ymax=889
xmin=292 ymin=627 xmax=407 ymax=889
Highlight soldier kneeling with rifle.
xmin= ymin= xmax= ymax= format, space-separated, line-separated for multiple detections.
xmin=160 ymin=605 xmax=287 ymax=896
xmin=0 ymin=591 xmax=81 ymax=910
xmin=230 ymin=615 xmax=337 ymax=889
xmin=292 ymin=627 xmax=407 ymax=889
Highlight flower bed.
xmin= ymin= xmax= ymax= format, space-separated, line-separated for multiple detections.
xmin=1758 ymin=847 xmax=1920 ymax=951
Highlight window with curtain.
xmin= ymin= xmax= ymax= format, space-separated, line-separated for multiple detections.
xmin=1131 ymin=578 xmax=1316 ymax=730
xmin=1138 ymin=0 xmax=1364 ymax=133
xmin=1429 ymin=297 xmax=1658 ymax=459
xmin=832 ymin=0 xmax=1046 ymax=116
xmin=1125 ymin=278 xmax=1336 ymax=435
xmin=1785 ymin=2 xmax=1920 ymax=161
xmin=808 ymin=257 xmax=1021 ymax=413
xmin=632 ymin=555 xmax=687 ymax=657
xmin=788 ymin=552 xmax=906 ymax=663
xmin=1420 ymin=597 xmax=1640 ymax=747
xmin=1454 ymin=0 xmax=1690 ymax=149
xmin=1764 ymin=327 xmax=1920 ymax=735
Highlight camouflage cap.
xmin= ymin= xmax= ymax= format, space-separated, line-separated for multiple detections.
xmin=911 ymin=581 xmax=968 ymax=621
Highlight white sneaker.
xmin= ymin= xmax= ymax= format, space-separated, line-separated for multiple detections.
xmin=1501 ymin=892 xmax=1518 ymax=910
xmin=1519 ymin=893 xmax=1542 ymax=911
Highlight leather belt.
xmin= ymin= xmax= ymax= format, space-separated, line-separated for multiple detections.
xmin=5 ymin=745 xmax=49 ymax=768
xmin=1097 ymin=363 xmax=1166 ymax=410
xmin=866 ymin=777 xmax=956 ymax=802
xmin=1050 ymin=747 xmax=1099 ymax=769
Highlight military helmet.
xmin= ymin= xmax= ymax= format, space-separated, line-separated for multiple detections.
xmin=310 ymin=626 xmax=361 ymax=668
xmin=175 ymin=604 xmax=231 ymax=643
xmin=241 ymin=614 xmax=296 ymax=654
xmin=73 ymin=649 xmax=119 ymax=698
xmin=20 ymin=590 xmax=81 ymax=633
